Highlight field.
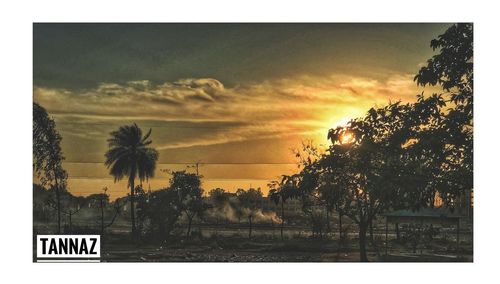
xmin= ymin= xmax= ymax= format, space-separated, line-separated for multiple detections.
xmin=34 ymin=220 xmax=473 ymax=262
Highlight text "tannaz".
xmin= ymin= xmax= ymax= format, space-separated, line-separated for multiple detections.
xmin=37 ymin=235 xmax=100 ymax=259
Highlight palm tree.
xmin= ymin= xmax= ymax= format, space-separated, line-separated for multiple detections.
xmin=105 ymin=123 xmax=159 ymax=238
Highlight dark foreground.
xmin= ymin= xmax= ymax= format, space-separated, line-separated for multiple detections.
xmin=34 ymin=222 xmax=473 ymax=262
xmin=96 ymin=233 xmax=472 ymax=262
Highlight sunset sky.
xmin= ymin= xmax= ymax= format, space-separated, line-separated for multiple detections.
xmin=33 ymin=23 xmax=451 ymax=199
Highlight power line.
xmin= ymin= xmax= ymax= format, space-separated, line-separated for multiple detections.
xmin=66 ymin=177 xmax=276 ymax=181
xmin=63 ymin=162 xmax=297 ymax=165
xmin=55 ymin=122 xmax=253 ymax=129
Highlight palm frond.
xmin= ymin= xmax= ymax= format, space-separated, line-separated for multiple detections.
xmin=105 ymin=123 xmax=159 ymax=185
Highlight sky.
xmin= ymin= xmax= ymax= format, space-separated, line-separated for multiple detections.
xmin=33 ymin=23 xmax=452 ymax=199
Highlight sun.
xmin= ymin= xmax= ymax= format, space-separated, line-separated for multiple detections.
xmin=340 ymin=132 xmax=354 ymax=144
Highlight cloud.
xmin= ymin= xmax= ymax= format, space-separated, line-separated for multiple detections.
xmin=34 ymin=73 xmax=425 ymax=154
xmin=34 ymin=77 xmax=228 ymax=117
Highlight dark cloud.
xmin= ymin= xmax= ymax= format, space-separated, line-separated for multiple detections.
xmin=33 ymin=23 xmax=452 ymax=90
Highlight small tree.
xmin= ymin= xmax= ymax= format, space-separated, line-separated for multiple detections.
xmin=208 ymin=188 xmax=229 ymax=211
xmin=208 ymin=188 xmax=230 ymax=233
xmin=33 ymin=102 xmax=68 ymax=233
xmin=135 ymin=188 xmax=182 ymax=240
xmin=46 ymin=191 xmax=83 ymax=233
xmin=169 ymin=171 xmax=207 ymax=238
xmin=236 ymin=188 xmax=263 ymax=239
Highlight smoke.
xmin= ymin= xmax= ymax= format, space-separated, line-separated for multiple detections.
xmin=207 ymin=202 xmax=240 ymax=222
xmin=251 ymin=209 xmax=282 ymax=224
xmin=207 ymin=202 xmax=281 ymax=224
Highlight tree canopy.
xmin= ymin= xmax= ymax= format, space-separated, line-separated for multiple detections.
xmin=33 ymin=102 xmax=67 ymax=190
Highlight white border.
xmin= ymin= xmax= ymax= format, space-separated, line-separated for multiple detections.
xmin=1 ymin=0 xmax=499 ymax=283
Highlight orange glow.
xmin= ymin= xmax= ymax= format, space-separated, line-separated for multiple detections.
xmin=335 ymin=118 xmax=351 ymax=128
xmin=340 ymin=132 xmax=354 ymax=144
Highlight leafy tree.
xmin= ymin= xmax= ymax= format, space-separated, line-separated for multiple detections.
xmin=135 ymin=187 xmax=182 ymax=239
xmin=329 ymin=107 xmax=428 ymax=256
xmin=105 ymin=123 xmax=159 ymax=238
xmin=415 ymin=23 xmax=472 ymax=114
xmin=414 ymin=23 xmax=473 ymax=207
xmin=33 ymin=102 xmax=67 ymax=233
xmin=169 ymin=171 xmax=208 ymax=238
xmin=318 ymin=23 xmax=473 ymax=261
xmin=135 ymin=171 xmax=207 ymax=240
xmin=208 ymin=188 xmax=230 ymax=210
xmin=208 ymin=188 xmax=230 ymax=232
xmin=323 ymin=100 xmax=433 ymax=261
xmin=236 ymin=188 xmax=264 ymax=238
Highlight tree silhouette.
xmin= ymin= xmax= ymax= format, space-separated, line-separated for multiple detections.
xmin=208 ymin=188 xmax=229 ymax=210
xmin=317 ymin=23 xmax=473 ymax=261
xmin=208 ymin=188 xmax=230 ymax=233
xmin=105 ymin=123 xmax=159 ymax=238
xmin=33 ymin=102 xmax=67 ymax=233
xmin=236 ymin=188 xmax=264 ymax=239
xmin=415 ymin=23 xmax=472 ymax=112
xmin=414 ymin=23 xmax=473 ymax=207
xmin=47 ymin=191 xmax=83 ymax=233
xmin=135 ymin=187 xmax=182 ymax=239
xmin=324 ymin=102 xmax=428 ymax=261
xmin=169 ymin=171 xmax=207 ymax=238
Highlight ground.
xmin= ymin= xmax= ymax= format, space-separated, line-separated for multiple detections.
xmin=34 ymin=222 xmax=473 ymax=262
xmin=97 ymin=229 xmax=472 ymax=262
xmin=102 ymin=235 xmax=378 ymax=262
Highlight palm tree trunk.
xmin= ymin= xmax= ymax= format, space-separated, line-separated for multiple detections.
xmin=129 ymin=178 xmax=136 ymax=238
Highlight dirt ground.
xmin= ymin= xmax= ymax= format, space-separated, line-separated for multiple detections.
xmin=98 ymin=232 xmax=472 ymax=262
xmin=102 ymin=238 xmax=376 ymax=262
xmin=34 ymin=222 xmax=473 ymax=262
